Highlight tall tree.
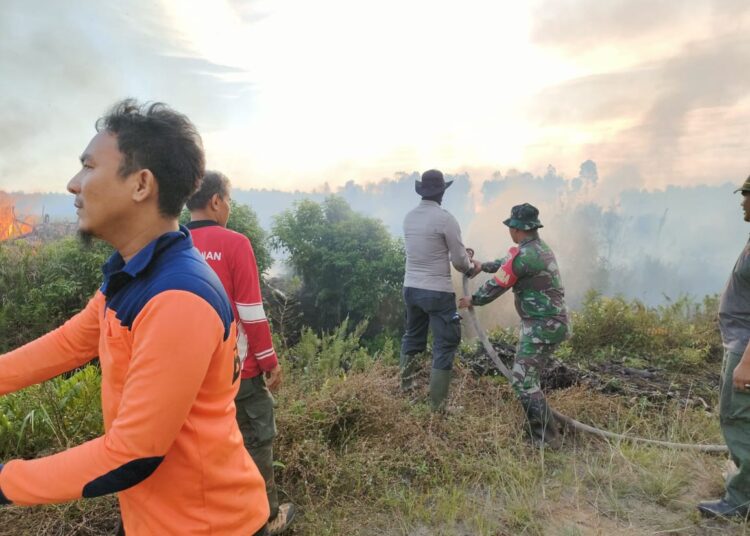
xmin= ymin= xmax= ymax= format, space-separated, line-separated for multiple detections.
xmin=271 ymin=196 xmax=405 ymax=335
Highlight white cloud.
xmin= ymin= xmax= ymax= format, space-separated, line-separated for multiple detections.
xmin=1 ymin=0 xmax=749 ymax=194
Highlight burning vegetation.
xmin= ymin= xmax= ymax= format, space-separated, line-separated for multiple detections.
xmin=0 ymin=192 xmax=34 ymax=241
xmin=0 ymin=192 xmax=78 ymax=243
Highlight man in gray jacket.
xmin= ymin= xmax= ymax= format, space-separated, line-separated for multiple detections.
xmin=699 ymin=174 xmax=750 ymax=518
xmin=401 ymin=169 xmax=479 ymax=411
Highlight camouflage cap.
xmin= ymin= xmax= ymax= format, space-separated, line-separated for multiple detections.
xmin=503 ymin=203 xmax=543 ymax=230
xmin=734 ymin=174 xmax=750 ymax=194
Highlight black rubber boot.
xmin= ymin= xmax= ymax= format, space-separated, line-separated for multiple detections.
xmin=697 ymin=499 xmax=749 ymax=519
xmin=520 ymin=396 xmax=562 ymax=449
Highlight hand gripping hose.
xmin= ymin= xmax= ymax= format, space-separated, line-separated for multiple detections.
xmin=462 ymin=275 xmax=728 ymax=453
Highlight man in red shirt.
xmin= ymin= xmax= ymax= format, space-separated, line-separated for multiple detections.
xmin=187 ymin=172 xmax=295 ymax=535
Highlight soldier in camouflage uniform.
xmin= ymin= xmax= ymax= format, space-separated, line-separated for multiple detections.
xmin=458 ymin=203 xmax=569 ymax=447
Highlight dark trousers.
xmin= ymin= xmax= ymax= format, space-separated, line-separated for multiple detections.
xmin=235 ymin=375 xmax=279 ymax=520
xmin=400 ymin=287 xmax=461 ymax=370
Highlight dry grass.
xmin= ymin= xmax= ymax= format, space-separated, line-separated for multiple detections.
xmin=0 ymin=497 xmax=119 ymax=536
xmin=0 ymin=363 xmax=745 ymax=535
xmin=273 ymin=363 xmax=743 ymax=535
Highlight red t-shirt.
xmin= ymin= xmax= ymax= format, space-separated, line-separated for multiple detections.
xmin=188 ymin=221 xmax=279 ymax=378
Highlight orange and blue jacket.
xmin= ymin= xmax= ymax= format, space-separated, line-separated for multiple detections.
xmin=0 ymin=227 xmax=268 ymax=535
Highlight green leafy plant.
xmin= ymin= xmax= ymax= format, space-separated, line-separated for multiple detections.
xmin=0 ymin=365 xmax=103 ymax=459
xmin=0 ymin=237 xmax=111 ymax=352
xmin=270 ymin=196 xmax=405 ymax=336
xmin=562 ymin=290 xmax=722 ymax=370
xmin=287 ymin=318 xmax=373 ymax=377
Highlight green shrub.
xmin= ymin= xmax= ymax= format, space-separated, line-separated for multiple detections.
xmin=487 ymin=326 xmax=519 ymax=348
xmin=270 ymin=196 xmax=405 ymax=336
xmin=0 ymin=365 xmax=103 ymax=459
xmin=0 ymin=237 xmax=111 ymax=352
xmin=286 ymin=318 xmax=374 ymax=378
xmin=563 ymin=290 xmax=722 ymax=370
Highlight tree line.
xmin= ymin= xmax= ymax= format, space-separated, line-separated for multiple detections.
xmin=0 ymin=195 xmax=404 ymax=352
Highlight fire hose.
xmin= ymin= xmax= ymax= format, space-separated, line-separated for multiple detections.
xmin=461 ymin=274 xmax=728 ymax=453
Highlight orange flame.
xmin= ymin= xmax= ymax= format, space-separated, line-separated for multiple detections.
xmin=0 ymin=192 xmax=34 ymax=241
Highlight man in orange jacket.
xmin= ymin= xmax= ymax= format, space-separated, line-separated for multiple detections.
xmin=0 ymin=100 xmax=269 ymax=535
xmin=187 ymin=171 xmax=296 ymax=534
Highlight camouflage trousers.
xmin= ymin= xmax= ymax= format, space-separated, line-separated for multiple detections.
xmin=511 ymin=321 xmax=566 ymax=401
xmin=511 ymin=340 xmax=558 ymax=401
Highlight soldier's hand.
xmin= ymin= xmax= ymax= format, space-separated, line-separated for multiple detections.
xmin=732 ymin=359 xmax=750 ymax=391
xmin=266 ymin=364 xmax=283 ymax=392
xmin=458 ymin=296 xmax=473 ymax=309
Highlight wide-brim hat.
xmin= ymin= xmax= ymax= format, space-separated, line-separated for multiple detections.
xmin=503 ymin=202 xmax=543 ymax=230
xmin=415 ymin=169 xmax=453 ymax=197
xmin=734 ymin=174 xmax=750 ymax=194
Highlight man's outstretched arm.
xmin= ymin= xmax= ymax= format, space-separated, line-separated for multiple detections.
xmin=459 ymin=246 xmax=520 ymax=308
xmin=480 ymin=258 xmax=506 ymax=274
xmin=470 ymin=276 xmax=514 ymax=306
xmin=0 ymin=290 xmax=227 ymax=505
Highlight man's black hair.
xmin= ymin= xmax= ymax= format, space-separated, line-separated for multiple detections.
xmin=186 ymin=171 xmax=231 ymax=211
xmin=96 ymin=99 xmax=205 ymax=218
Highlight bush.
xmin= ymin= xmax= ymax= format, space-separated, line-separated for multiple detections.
xmin=0 ymin=237 xmax=111 ymax=352
xmin=0 ymin=365 xmax=103 ymax=459
xmin=270 ymin=196 xmax=405 ymax=336
xmin=563 ymin=290 xmax=722 ymax=370
xmin=286 ymin=319 xmax=376 ymax=378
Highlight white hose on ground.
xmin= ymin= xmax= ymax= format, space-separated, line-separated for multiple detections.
xmin=461 ymin=276 xmax=728 ymax=453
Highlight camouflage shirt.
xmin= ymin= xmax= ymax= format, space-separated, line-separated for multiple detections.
xmin=472 ymin=236 xmax=570 ymax=344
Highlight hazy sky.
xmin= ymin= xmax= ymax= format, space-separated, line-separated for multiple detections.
xmin=1 ymin=0 xmax=748 ymax=193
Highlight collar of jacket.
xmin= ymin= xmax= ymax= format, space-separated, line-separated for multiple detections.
xmin=101 ymin=225 xmax=193 ymax=297
xmin=185 ymin=219 xmax=221 ymax=230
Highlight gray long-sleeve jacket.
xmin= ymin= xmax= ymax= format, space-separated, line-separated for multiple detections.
xmin=719 ymin=236 xmax=750 ymax=354
xmin=402 ymin=200 xmax=471 ymax=293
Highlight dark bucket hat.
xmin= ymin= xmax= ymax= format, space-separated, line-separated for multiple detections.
xmin=415 ymin=169 xmax=453 ymax=197
xmin=734 ymin=174 xmax=750 ymax=194
xmin=503 ymin=203 xmax=543 ymax=230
